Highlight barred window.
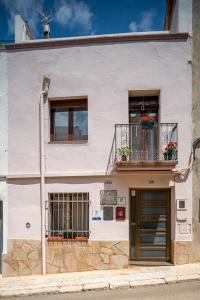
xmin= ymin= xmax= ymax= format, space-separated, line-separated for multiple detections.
xmin=48 ymin=193 xmax=89 ymax=239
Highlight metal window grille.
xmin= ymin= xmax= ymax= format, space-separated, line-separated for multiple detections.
xmin=47 ymin=193 xmax=89 ymax=238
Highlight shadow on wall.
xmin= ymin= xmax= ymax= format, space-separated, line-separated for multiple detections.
xmin=46 ymin=177 xmax=106 ymax=185
xmin=175 ymin=148 xmax=193 ymax=183
xmin=7 ymin=178 xmax=39 ymax=186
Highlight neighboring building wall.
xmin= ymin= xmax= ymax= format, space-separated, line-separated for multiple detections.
xmin=0 ymin=51 xmax=8 ymax=256
xmin=15 ymin=15 xmax=33 ymax=43
xmin=170 ymin=0 xmax=192 ymax=33
xmin=170 ymin=0 xmax=179 ymax=32
xmin=192 ymin=0 xmax=200 ymax=262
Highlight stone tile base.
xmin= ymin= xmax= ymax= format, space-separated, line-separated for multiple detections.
xmin=2 ymin=240 xmax=42 ymax=277
xmin=46 ymin=240 xmax=129 ymax=274
xmin=2 ymin=240 xmax=129 ymax=277
xmin=173 ymin=241 xmax=193 ymax=265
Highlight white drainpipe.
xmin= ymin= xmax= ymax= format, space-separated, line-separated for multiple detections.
xmin=40 ymin=75 xmax=50 ymax=275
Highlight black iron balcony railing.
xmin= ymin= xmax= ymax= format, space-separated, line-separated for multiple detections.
xmin=106 ymin=123 xmax=178 ymax=174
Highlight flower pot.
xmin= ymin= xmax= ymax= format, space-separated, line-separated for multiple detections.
xmin=121 ymin=155 xmax=127 ymax=161
xmin=63 ymin=231 xmax=77 ymax=239
xmin=142 ymin=122 xmax=154 ymax=129
xmin=75 ymin=236 xmax=88 ymax=241
xmin=164 ymin=152 xmax=173 ymax=160
xmin=48 ymin=236 xmax=63 ymax=241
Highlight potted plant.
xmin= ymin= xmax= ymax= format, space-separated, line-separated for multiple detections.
xmin=63 ymin=230 xmax=77 ymax=239
xmin=140 ymin=116 xmax=155 ymax=129
xmin=117 ymin=146 xmax=132 ymax=161
xmin=163 ymin=142 xmax=177 ymax=160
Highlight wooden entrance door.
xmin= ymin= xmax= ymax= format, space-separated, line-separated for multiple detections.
xmin=130 ymin=189 xmax=171 ymax=262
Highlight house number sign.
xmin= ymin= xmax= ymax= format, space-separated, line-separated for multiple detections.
xmin=100 ymin=190 xmax=117 ymax=205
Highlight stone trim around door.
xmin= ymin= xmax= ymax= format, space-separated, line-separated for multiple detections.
xmin=2 ymin=239 xmax=129 ymax=277
xmin=173 ymin=241 xmax=193 ymax=265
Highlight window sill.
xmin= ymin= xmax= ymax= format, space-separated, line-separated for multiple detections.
xmin=48 ymin=140 xmax=88 ymax=145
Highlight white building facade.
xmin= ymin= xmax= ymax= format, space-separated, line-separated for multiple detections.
xmin=0 ymin=1 xmax=197 ymax=277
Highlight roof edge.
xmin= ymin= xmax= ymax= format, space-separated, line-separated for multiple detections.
xmin=2 ymin=32 xmax=189 ymax=51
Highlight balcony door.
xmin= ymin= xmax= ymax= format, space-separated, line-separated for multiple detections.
xmin=130 ymin=189 xmax=171 ymax=262
xmin=129 ymin=96 xmax=159 ymax=160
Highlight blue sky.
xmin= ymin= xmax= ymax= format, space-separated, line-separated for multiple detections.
xmin=0 ymin=0 xmax=166 ymax=41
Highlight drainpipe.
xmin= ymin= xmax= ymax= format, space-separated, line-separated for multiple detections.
xmin=40 ymin=75 xmax=50 ymax=275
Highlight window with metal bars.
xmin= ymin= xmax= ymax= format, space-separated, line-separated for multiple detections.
xmin=48 ymin=193 xmax=89 ymax=239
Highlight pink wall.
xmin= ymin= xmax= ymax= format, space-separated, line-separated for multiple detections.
xmin=6 ymin=36 xmax=192 ymax=243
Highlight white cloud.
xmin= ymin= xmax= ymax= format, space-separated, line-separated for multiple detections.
xmin=55 ymin=0 xmax=93 ymax=32
xmin=129 ymin=10 xmax=157 ymax=32
xmin=1 ymin=0 xmax=45 ymax=35
xmin=129 ymin=21 xmax=138 ymax=32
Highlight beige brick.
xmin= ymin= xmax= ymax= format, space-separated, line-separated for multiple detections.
xmin=100 ymin=253 xmax=109 ymax=264
xmin=110 ymin=255 xmax=128 ymax=269
xmin=113 ymin=241 xmax=129 ymax=256
xmin=174 ymin=254 xmax=189 ymax=265
xmin=174 ymin=243 xmax=185 ymax=255
xmin=101 ymin=247 xmax=113 ymax=255
xmin=87 ymin=254 xmax=102 ymax=267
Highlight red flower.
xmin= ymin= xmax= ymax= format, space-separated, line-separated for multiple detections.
xmin=141 ymin=116 xmax=155 ymax=122
xmin=141 ymin=116 xmax=149 ymax=121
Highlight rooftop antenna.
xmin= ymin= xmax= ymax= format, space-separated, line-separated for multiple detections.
xmin=39 ymin=11 xmax=52 ymax=39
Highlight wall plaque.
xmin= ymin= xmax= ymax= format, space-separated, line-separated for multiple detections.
xmin=92 ymin=209 xmax=101 ymax=220
xmin=116 ymin=207 xmax=126 ymax=221
xmin=100 ymin=190 xmax=117 ymax=205
xmin=117 ymin=197 xmax=126 ymax=205
xmin=103 ymin=206 xmax=113 ymax=221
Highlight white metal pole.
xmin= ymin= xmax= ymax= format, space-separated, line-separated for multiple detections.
xmin=40 ymin=92 xmax=46 ymax=275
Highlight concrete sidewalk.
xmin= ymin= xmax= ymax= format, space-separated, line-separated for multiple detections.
xmin=0 ymin=263 xmax=200 ymax=297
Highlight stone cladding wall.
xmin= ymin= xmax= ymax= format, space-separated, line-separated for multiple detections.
xmin=3 ymin=240 xmax=129 ymax=276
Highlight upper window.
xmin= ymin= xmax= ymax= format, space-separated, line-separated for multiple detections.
xmin=50 ymin=98 xmax=88 ymax=143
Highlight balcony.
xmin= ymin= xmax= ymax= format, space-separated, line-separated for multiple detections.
xmin=106 ymin=123 xmax=178 ymax=174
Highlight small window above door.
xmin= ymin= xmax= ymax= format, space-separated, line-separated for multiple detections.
xmin=129 ymin=95 xmax=159 ymax=124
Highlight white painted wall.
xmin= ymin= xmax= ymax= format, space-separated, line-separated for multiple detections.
xmin=7 ymin=174 xmax=191 ymax=242
xmin=8 ymin=179 xmax=41 ymax=240
xmin=7 ymin=39 xmax=192 ymax=174
xmin=0 ymin=52 xmax=8 ymax=253
xmin=6 ymin=36 xmax=192 ymax=243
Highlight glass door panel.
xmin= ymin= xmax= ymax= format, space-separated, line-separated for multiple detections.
xmin=129 ymin=96 xmax=159 ymax=161
xmin=130 ymin=189 xmax=170 ymax=262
